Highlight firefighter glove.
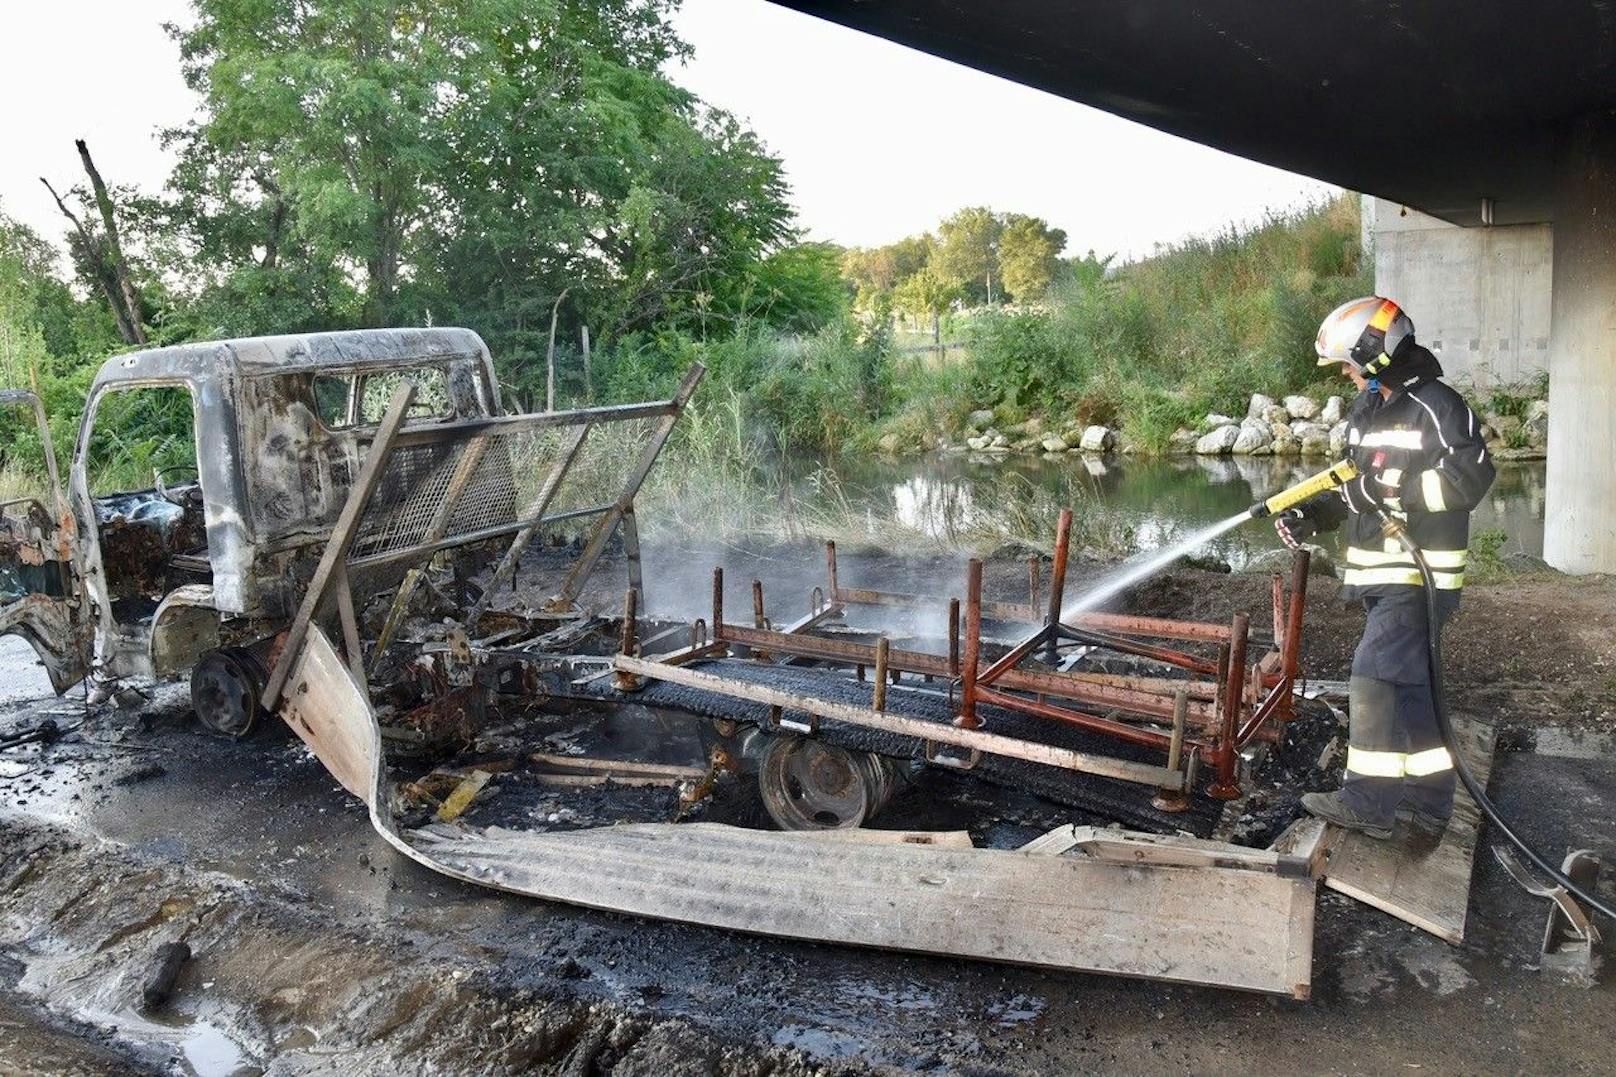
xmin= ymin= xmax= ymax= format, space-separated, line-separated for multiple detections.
xmin=1275 ymin=509 xmax=1318 ymax=551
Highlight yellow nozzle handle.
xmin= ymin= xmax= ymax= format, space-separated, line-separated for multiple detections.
xmin=1250 ymin=460 xmax=1359 ymax=518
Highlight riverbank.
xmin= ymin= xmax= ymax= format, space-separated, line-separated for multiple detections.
xmin=0 ymin=545 xmax=1612 ymax=1074
xmin=894 ymin=386 xmax=1551 ymax=463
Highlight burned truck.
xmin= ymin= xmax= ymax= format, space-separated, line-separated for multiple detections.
xmin=0 ymin=327 xmax=1340 ymax=998
xmin=0 ymin=328 xmax=697 ymax=732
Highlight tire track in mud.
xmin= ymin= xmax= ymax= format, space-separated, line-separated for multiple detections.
xmin=0 ymin=822 xmax=847 ymax=1076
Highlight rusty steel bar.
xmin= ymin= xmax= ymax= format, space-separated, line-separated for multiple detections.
xmin=712 ymin=567 xmax=724 ymax=638
xmin=1045 ymin=508 xmax=1073 ymax=663
xmin=976 ymin=624 xmax=1051 ymax=687
xmin=873 ymin=636 xmax=890 ymax=711
xmin=1208 ymin=612 xmax=1250 ymax=800
xmin=1057 ymin=624 xmax=1221 ymax=676
xmin=940 ymin=598 xmax=961 ymax=676
xmin=835 ymin=584 xmax=1040 ymax=625
xmin=615 ymin=587 xmax=641 ymax=691
xmin=715 ymin=621 xmax=1223 ymax=728
xmin=1150 ymin=687 xmax=1194 ymax=813
xmin=1063 ymin=610 xmax=1233 ymax=644
xmin=751 ymin=579 xmax=767 ymax=628
xmin=957 ymin=559 xmax=984 ymax=729
xmin=1279 ymin=548 xmax=1311 ymax=722
xmin=1272 ymin=572 xmax=1286 ymax=645
xmin=385 ymin=394 xmax=684 ymax=449
xmin=826 ymin=540 xmax=839 ymax=597
xmin=1027 ymin=556 xmax=1040 ymax=606
xmin=974 ymin=687 xmax=1184 ymax=752
xmin=1239 ymin=682 xmax=1289 ymax=747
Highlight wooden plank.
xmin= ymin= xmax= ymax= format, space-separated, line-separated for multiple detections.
xmin=553 ymin=363 xmax=704 ymax=607
xmin=1323 ymin=720 xmax=1496 ymax=943
xmin=614 ymin=653 xmax=1183 ymax=789
xmin=262 ymin=382 xmax=417 ymax=709
xmin=408 ymin=820 xmax=1316 ymax=997
xmin=529 ymin=752 xmax=707 ymax=781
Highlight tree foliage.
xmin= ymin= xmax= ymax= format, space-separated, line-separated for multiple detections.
xmin=931 ymin=206 xmax=1002 ymax=304
xmin=998 ymin=213 xmax=1067 ymax=302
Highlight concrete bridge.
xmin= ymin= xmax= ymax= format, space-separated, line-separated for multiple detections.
xmin=775 ymin=1 xmax=1616 ymax=573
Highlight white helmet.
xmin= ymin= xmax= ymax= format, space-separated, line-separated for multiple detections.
xmin=1315 ymin=296 xmax=1415 ymax=375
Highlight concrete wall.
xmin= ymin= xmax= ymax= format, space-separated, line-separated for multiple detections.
xmin=1363 ymin=196 xmax=1552 ymax=388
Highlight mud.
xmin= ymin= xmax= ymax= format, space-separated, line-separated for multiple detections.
xmin=1 ymin=551 xmax=1615 ymax=1074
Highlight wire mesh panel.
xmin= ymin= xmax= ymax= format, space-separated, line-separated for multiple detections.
xmin=344 ymin=364 xmax=701 ymax=574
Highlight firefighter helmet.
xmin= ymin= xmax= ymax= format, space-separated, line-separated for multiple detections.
xmin=1315 ymin=296 xmax=1415 ymax=374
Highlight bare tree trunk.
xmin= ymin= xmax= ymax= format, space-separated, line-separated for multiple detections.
xmin=580 ymin=324 xmax=592 ymax=402
xmin=545 ymin=288 xmax=570 ymax=412
xmin=40 ymin=177 xmax=140 ymax=345
xmin=74 ymin=140 xmax=145 ymax=344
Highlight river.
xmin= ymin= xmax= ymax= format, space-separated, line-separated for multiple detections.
xmin=770 ymin=452 xmax=1547 ymax=567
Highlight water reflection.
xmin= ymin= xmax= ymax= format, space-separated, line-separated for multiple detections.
xmin=796 ymin=454 xmax=1546 ymax=566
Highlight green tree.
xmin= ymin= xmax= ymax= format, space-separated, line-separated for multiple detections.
xmin=891 ymin=267 xmax=959 ymax=323
xmin=998 ymin=214 xmax=1067 ymax=302
xmin=932 ymin=206 xmax=1002 ymax=305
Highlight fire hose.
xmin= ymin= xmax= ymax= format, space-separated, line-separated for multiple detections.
xmin=1250 ymin=460 xmax=1615 ymax=924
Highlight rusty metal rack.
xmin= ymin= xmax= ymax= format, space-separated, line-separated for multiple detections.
xmin=614 ymin=509 xmax=1313 ymax=805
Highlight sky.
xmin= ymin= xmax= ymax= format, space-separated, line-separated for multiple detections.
xmin=0 ymin=0 xmax=1337 ymax=264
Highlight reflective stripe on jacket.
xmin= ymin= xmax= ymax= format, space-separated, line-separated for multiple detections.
xmin=1303 ymin=344 xmax=1496 ymax=599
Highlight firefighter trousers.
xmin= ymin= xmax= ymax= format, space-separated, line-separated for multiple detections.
xmin=1339 ymin=588 xmax=1459 ymax=825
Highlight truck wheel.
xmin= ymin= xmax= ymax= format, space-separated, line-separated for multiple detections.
xmin=191 ymin=647 xmax=267 ymax=738
xmin=758 ymin=735 xmax=897 ymax=831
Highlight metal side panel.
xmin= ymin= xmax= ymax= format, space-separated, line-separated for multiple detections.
xmin=276 ymin=625 xmax=1318 ymax=998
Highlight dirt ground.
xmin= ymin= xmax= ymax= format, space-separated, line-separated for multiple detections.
xmin=1 ymin=543 xmax=1614 ymax=1075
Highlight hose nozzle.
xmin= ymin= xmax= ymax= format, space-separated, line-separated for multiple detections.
xmin=1249 ymin=459 xmax=1359 ymax=518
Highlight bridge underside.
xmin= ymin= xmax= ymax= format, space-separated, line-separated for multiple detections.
xmin=774 ymin=1 xmax=1616 ymax=572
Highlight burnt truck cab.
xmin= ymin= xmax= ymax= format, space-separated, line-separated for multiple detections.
xmin=0 ymin=328 xmax=501 ymax=719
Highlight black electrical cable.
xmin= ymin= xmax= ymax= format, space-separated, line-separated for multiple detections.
xmin=1383 ymin=512 xmax=1616 ymax=923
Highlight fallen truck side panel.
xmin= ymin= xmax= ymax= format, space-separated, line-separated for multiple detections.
xmin=280 ymin=623 xmax=1321 ymax=998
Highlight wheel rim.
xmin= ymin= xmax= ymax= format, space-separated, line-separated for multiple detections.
xmin=758 ymin=736 xmax=893 ymax=831
xmin=191 ymin=650 xmax=261 ymax=738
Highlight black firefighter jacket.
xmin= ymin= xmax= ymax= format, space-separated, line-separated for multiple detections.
xmin=1302 ymin=343 xmax=1497 ymax=600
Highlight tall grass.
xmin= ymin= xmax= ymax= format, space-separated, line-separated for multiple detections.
xmin=878 ymin=194 xmax=1372 ymax=452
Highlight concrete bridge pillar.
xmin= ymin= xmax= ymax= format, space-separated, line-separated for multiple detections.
xmin=1544 ymin=111 xmax=1616 ymax=573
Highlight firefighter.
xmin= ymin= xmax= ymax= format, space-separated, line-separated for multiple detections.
xmin=1275 ymin=297 xmax=1495 ymax=840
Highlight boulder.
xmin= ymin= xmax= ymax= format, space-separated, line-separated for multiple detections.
xmin=1269 ymin=425 xmax=1299 ymax=454
xmin=1485 ymin=413 xmax=1522 ymax=440
xmin=1247 ymin=393 xmax=1276 ymax=421
xmin=966 ymin=435 xmax=990 ymax=451
xmin=1262 ymin=404 xmax=1292 ymax=426
xmin=1320 ymin=395 xmax=1344 ymax=425
xmin=1523 ymin=399 xmax=1549 ymax=449
xmin=1292 ymin=421 xmax=1330 ymax=448
xmin=1283 ymin=395 xmax=1320 ymax=420
xmin=1195 ymin=424 xmax=1241 ymax=454
xmin=967 ymin=409 xmax=995 ymax=431
xmin=1327 ymin=421 xmax=1349 ymax=456
xmin=1167 ymin=428 xmax=1200 ymax=455
xmin=989 ymin=433 xmax=1010 ymax=450
xmin=1203 ymin=413 xmax=1238 ymax=431
xmin=1041 ymin=434 xmax=1070 ymax=453
xmin=1079 ymin=425 xmax=1115 ymax=453
xmin=1231 ymin=419 xmax=1273 ymax=454
xmin=877 ymin=433 xmax=904 ymax=454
